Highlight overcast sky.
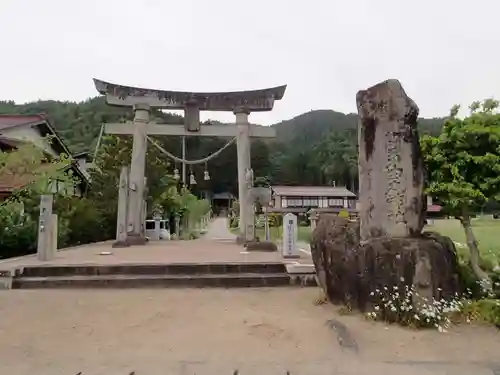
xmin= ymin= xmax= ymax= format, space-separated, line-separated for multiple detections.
xmin=0 ymin=0 xmax=498 ymax=125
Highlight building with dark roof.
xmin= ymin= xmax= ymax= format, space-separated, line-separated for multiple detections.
xmin=270 ymin=185 xmax=356 ymax=213
xmin=0 ymin=114 xmax=90 ymax=199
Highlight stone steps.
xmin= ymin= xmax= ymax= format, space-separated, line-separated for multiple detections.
xmin=12 ymin=273 xmax=291 ymax=289
xmin=14 ymin=262 xmax=286 ymax=278
xmin=7 ymin=262 xmax=318 ymax=289
xmin=0 ymin=270 xmax=13 ymax=290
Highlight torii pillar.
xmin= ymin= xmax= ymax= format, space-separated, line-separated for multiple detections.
xmin=92 ymin=78 xmax=287 ymax=245
xmin=234 ymin=107 xmax=253 ymax=241
xmin=126 ymin=103 xmax=150 ymax=245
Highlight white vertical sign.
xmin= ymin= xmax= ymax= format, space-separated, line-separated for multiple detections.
xmin=282 ymin=213 xmax=298 ymax=258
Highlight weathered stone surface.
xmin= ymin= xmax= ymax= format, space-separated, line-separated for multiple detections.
xmin=309 ymin=80 xmax=464 ymax=319
xmin=310 ymin=214 xmax=360 ymax=304
xmin=311 ymin=214 xmax=463 ymax=311
xmin=353 ymin=234 xmax=463 ymax=312
xmin=356 ymin=79 xmax=425 ymax=241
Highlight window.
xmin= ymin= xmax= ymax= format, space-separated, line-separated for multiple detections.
xmin=286 ymin=197 xmax=303 ymax=207
xmin=281 ymin=197 xmax=287 ymax=208
xmin=328 ymin=198 xmax=343 ymax=207
xmin=309 ymin=197 xmax=319 ymax=207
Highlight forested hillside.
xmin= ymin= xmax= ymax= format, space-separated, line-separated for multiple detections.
xmin=273 ymin=110 xmax=443 ymax=149
xmin=0 ymin=99 xmax=444 ymax=194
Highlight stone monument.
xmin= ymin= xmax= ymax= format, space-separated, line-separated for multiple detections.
xmin=37 ymin=194 xmax=56 ymax=261
xmin=113 ymin=166 xmax=129 ymax=247
xmin=310 ymin=79 xmax=462 ymax=316
xmin=357 ymin=79 xmax=425 ymax=240
xmin=93 ymin=79 xmax=286 ymax=244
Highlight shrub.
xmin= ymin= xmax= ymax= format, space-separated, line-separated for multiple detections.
xmin=56 ymin=197 xmax=113 ymax=247
xmin=180 ymin=230 xmax=199 ymax=240
xmin=462 ymin=299 xmax=500 ymax=328
xmin=0 ymin=202 xmax=38 ymax=258
xmin=229 ymin=217 xmax=239 ymax=228
xmin=458 ymin=261 xmax=500 ymax=299
xmin=268 ymin=213 xmax=282 ymax=227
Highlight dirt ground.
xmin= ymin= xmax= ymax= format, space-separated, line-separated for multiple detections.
xmin=0 ymin=288 xmax=499 ymax=375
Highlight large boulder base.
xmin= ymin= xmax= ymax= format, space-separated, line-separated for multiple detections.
xmin=311 ymin=215 xmax=463 ymax=311
xmin=310 ymin=215 xmax=360 ymax=303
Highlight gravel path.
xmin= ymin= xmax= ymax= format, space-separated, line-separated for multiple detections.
xmin=203 ymin=217 xmax=237 ymax=241
xmin=0 ymin=288 xmax=498 ymax=375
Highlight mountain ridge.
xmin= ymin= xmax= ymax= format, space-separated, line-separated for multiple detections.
xmin=1 ymin=98 xmax=445 ymax=152
xmin=0 ymin=97 xmax=446 ymax=191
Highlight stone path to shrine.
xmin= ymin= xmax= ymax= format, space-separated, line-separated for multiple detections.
xmin=203 ymin=217 xmax=237 ymax=241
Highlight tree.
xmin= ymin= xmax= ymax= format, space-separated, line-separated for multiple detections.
xmin=0 ymin=140 xmax=75 ymax=201
xmin=2 ymin=98 xmax=445 ymax=197
xmin=88 ymin=134 xmax=174 ymax=238
xmin=0 ymin=141 xmax=76 ymax=258
xmin=314 ymin=129 xmax=358 ymax=190
xmin=421 ymin=99 xmax=500 ymax=291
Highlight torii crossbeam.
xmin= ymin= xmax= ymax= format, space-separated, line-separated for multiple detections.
xmin=93 ymin=78 xmax=287 ymax=245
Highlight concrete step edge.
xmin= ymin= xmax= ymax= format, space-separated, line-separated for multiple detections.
xmin=14 ymin=273 xmax=290 ymax=282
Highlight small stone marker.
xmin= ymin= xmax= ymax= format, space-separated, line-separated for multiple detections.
xmin=48 ymin=213 xmax=58 ymax=256
xmin=282 ymin=213 xmax=299 ymax=258
xmin=37 ymin=194 xmax=54 ymax=261
xmin=153 ymin=212 xmax=161 ymax=241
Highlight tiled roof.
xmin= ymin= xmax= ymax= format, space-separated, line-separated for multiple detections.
xmin=0 ymin=114 xmax=64 ymax=154
xmin=213 ymin=192 xmax=234 ymax=200
xmin=0 ymin=163 xmax=62 ymax=192
xmin=427 ymin=204 xmax=443 ymax=213
xmin=0 ymin=136 xmax=26 ymax=149
xmin=0 ymin=114 xmax=44 ymax=128
xmin=271 ymin=185 xmax=356 ymax=198
xmin=0 ymin=114 xmax=90 ymax=192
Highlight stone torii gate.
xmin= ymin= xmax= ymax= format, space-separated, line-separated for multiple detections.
xmin=93 ymin=79 xmax=286 ymax=245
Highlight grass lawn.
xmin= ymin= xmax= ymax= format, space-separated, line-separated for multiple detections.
xmin=426 ymin=217 xmax=500 ymax=267
xmin=229 ymin=217 xmax=500 ymax=267
xmin=230 ymin=226 xmax=311 ymax=243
